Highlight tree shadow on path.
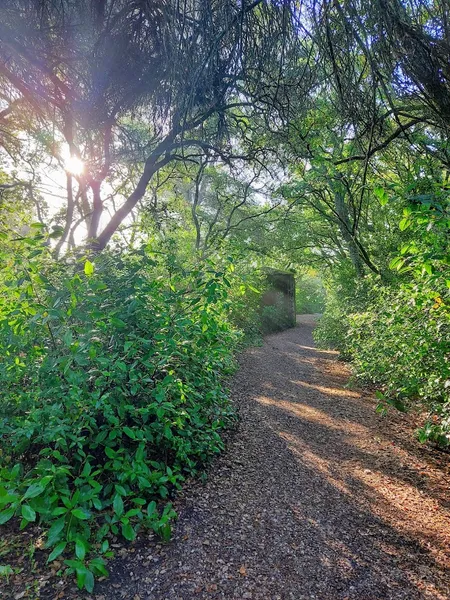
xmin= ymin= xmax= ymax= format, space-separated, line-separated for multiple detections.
xmin=96 ymin=320 xmax=450 ymax=600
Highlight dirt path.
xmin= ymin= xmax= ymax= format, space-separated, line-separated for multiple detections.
xmin=97 ymin=317 xmax=450 ymax=600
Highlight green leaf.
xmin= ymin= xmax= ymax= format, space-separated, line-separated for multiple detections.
xmin=23 ymin=483 xmax=44 ymax=500
xmin=247 ymin=284 xmax=260 ymax=294
xmin=48 ymin=226 xmax=65 ymax=239
xmin=76 ymin=566 xmax=87 ymax=590
xmin=71 ymin=508 xmax=90 ymax=520
xmin=374 ymin=186 xmax=389 ymax=206
xmin=0 ymin=508 xmax=15 ymax=525
xmin=147 ymin=501 xmax=157 ymax=517
xmin=84 ymin=569 xmax=94 ymax=593
xmin=132 ymin=498 xmax=146 ymax=506
xmin=399 ymin=217 xmax=411 ymax=231
xmin=93 ymin=497 xmax=103 ymax=510
xmin=124 ymin=508 xmax=141 ymax=518
xmin=113 ymin=494 xmax=124 ymax=517
xmin=47 ymin=541 xmax=67 ymax=563
xmin=64 ymin=559 xmax=81 ymax=569
xmin=61 ymin=496 xmax=72 ymax=509
xmin=84 ymin=260 xmax=94 ymax=276
xmin=422 ymin=262 xmax=433 ymax=275
xmin=63 ymin=329 xmax=73 ymax=347
xmin=90 ymin=557 xmax=109 ymax=577
xmin=121 ymin=522 xmax=136 ymax=541
xmin=46 ymin=518 xmax=66 ymax=547
xmin=81 ymin=462 xmax=92 ymax=477
xmin=159 ymin=522 xmax=172 ymax=542
xmin=389 ymin=256 xmax=405 ymax=271
xmin=75 ymin=537 xmax=87 ymax=561
xmin=0 ymin=494 xmax=18 ymax=508
xmin=111 ymin=317 xmax=127 ymax=328
xmin=0 ymin=564 xmax=14 ymax=582
xmin=123 ymin=427 xmax=136 ymax=440
xmin=21 ymin=504 xmax=36 ymax=522
xmin=104 ymin=447 xmax=116 ymax=459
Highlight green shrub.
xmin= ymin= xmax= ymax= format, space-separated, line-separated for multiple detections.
xmin=261 ymin=291 xmax=293 ymax=334
xmin=0 ymin=233 xmax=239 ymax=592
xmin=313 ymin=298 xmax=349 ymax=354
xmin=313 ymin=262 xmax=370 ymax=355
xmin=347 ymin=280 xmax=450 ymax=446
xmin=296 ymin=275 xmax=326 ymax=314
xmin=226 ymin=269 xmax=265 ymax=346
xmin=316 ymin=196 xmax=450 ymax=446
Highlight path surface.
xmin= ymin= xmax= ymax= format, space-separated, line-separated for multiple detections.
xmin=98 ymin=316 xmax=450 ymax=600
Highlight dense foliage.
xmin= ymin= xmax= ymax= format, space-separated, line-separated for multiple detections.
xmin=315 ymin=196 xmax=450 ymax=445
xmin=296 ymin=275 xmax=325 ymax=314
xmin=0 ymin=230 xmax=242 ymax=591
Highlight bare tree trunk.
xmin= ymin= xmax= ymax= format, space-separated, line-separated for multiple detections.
xmin=87 ymin=181 xmax=102 ymax=242
xmin=89 ymin=137 xmax=175 ymax=251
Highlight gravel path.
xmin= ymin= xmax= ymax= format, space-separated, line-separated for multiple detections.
xmin=97 ymin=316 xmax=450 ymax=600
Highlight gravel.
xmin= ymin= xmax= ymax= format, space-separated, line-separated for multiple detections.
xmin=57 ymin=317 xmax=450 ymax=599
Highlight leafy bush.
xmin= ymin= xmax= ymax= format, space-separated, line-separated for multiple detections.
xmin=0 ymin=232 xmax=240 ymax=592
xmin=347 ymin=280 xmax=450 ymax=445
xmin=261 ymin=291 xmax=294 ymax=334
xmin=313 ymin=298 xmax=349 ymax=355
xmin=296 ymin=275 xmax=325 ymax=314
xmin=316 ymin=196 xmax=450 ymax=446
xmin=227 ymin=267 xmax=296 ymax=342
xmin=347 ymin=196 xmax=450 ymax=445
xmin=313 ymin=262 xmax=370 ymax=355
xmin=226 ymin=269 xmax=265 ymax=346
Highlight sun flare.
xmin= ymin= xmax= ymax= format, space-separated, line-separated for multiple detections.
xmin=64 ymin=155 xmax=84 ymax=176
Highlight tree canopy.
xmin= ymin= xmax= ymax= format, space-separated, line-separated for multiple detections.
xmin=0 ymin=0 xmax=309 ymax=250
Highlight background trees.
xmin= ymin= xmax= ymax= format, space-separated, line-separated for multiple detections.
xmin=0 ymin=0 xmax=309 ymax=251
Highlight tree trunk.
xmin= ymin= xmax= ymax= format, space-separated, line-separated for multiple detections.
xmin=334 ymin=192 xmax=365 ymax=277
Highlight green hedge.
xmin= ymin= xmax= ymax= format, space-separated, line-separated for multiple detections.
xmin=0 ymin=236 xmax=240 ymax=592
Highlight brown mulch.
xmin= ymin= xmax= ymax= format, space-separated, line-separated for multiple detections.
xmin=3 ymin=316 xmax=450 ymax=599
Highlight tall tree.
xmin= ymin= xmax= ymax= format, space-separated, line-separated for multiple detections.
xmin=306 ymin=0 xmax=450 ymax=165
xmin=0 ymin=0 xmax=308 ymax=252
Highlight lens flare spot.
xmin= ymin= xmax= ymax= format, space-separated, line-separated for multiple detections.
xmin=64 ymin=155 xmax=84 ymax=176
